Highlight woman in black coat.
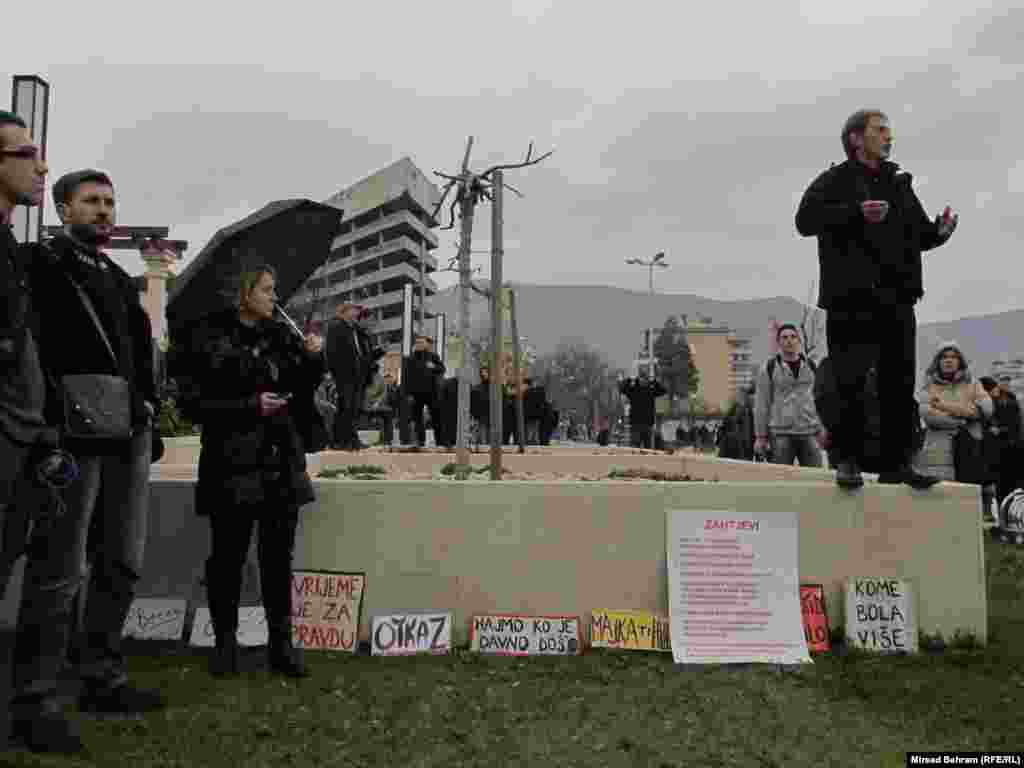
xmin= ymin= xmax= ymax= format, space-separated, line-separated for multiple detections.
xmin=190 ymin=265 xmax=325 ymax=678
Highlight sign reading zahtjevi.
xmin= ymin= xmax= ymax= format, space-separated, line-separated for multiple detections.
xmin=844 ymin=577 xmax=917 ymax=653
xmin=667 ymin=509 xmax=811 ymax=665
xmin=470 ymin=614 xmax=581 ymax=655
xmin=590 ymin=609 xmax=671 ymax=652
xmin=291 ymin=570 xmax=364 ymax=652
xmin=371 ymin=612 xmax=452 ymax=656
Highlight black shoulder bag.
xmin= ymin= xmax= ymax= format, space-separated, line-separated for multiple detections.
xmin=59 ymin=275 xmax=134 ymax=443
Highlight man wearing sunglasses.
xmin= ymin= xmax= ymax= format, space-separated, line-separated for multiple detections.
xmin=0 ymin=111 xmax=86 ymax=753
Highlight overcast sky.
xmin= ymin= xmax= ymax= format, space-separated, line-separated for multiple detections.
xmin=5 ymin=0 xmax=1021 ymax=323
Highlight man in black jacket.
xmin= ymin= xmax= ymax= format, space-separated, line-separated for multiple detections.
xmin=13 ymin=170 xmax=164 ymax=742
xmin=619 ymin=370 xmax=666 ymax=448
xmin=406 ymin=335 xmax=445 ymax=446
xmin=0 ymin=114 xmax=84 ymax=754
xmin=796 ymin=108 xmax=956 ymax=489
xmin=326 ymin=302 xmax=367 ymax=450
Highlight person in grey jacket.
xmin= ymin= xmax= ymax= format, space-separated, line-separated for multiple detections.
xmin=753 ymin=324 xmax=823 ymax=467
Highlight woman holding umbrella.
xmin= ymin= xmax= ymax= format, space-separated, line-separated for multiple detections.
xmin=190 ymin=264 xmax=325 ymax=678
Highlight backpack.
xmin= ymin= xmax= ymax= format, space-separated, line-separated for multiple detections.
xmin=766 ymin=354 xmax=817 ymax=403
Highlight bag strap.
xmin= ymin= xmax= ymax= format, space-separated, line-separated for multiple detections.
xmin=64 ymin=272 xmax=118 ymax=367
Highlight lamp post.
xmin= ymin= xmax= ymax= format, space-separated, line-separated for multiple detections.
xmin=10 ymin=74 xmax=50 ymax=244
xmin=626 ymin=251 xmax=669 ymax=297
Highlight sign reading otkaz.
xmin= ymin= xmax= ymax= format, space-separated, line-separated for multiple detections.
xmin=845 ymin=577 xmax=918 ymax=653
xmin=122 ymin=598 xmax=187 ymax=641
xmin=470 ymin=614 xmax=582 ymax=656
xmin=371 ymin=612 xmax=452 ymax=656
xmin=667 ymin=510 xmax=811 ymax=665
xmin=590 ymin=610 xmax=671 ymax=652
xmin=291 ymin=571 xmax=365 ymax=653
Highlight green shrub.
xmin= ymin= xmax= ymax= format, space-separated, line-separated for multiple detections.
xmin=157 ymin=397 xmax=197 ymax=438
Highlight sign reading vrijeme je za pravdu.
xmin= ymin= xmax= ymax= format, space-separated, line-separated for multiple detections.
xmin=590 ymin=610 xmax=671 ymax=652
xmin=844 ymin=577 xmax=917 ymax=652
xmin=122 ymin=598 xmax=187 ymax=641
xmin=291 ymin=571 xmax=364 ymax=652
xmin=371 ymin=612 xmax=452 ymax=656
xmin=469 ymin=614 xmax=581 ymax=655
xmin=667 ymin=510 xmax=811 ymax=665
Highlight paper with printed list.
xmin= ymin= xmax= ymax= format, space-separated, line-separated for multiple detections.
xmin=667 ymin=509 xmax=811 ymax=665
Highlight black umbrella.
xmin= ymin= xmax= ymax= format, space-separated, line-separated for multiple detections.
xmin=166 ymin=198 xmax=342 ymax=338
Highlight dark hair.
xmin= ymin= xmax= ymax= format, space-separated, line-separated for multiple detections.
xmin=776 ymin=323 xmax=800 ymax=340
xmin=0 ymin=111 xmax=28 ymax=151
xmin=52 ymin=169 xmax=115 ymax=206
xmin=524 ymin=378 xmax=533 ymax=385
xmin=841 ymin=109 xmax=887 ymax=157
xmin=237 ymin=264 xmax=277 ymax=307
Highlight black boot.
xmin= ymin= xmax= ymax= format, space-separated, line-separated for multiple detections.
xmin=205 ymin=559 xmax=240 ymax=677
xmin=267 ymin=628 xmax=308 ymax=678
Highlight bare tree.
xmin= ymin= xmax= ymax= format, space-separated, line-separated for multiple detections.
xmin=800 ymin=281 xmax=826 ymax=362
xmin=430 ymin=138 xmax=553 ymax=470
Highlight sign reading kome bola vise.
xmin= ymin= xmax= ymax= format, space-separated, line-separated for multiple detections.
xmin=590 ymin=610 xmax=671 ymax=652
xmin=291 ymin=571 xmax=364 ymax=653
xmin=844 ymin=577 xmax=918 ymax=653
xmin=371 ymin=612 xmax=452 ymax=656
xmin=470 ymin=614 xmax=582 ymax=656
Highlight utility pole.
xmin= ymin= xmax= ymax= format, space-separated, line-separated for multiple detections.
xmin=419 ymin=237 xmax=427 ymax=334
xmin=510 ymin=289 xmax=526 ymax=454
xmin=489 ymin=170 xmax=504 ymax=479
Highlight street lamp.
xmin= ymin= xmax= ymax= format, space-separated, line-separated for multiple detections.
xmin=625 ymin=251 xmax=669 ymax=296
xmin=10 ymin=74 xmax=50 ymax=244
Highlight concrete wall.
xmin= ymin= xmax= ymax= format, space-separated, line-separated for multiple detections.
xmin=4 ymin=476 xmax=986 ymax=648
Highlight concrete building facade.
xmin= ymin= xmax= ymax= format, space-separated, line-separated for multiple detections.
xmin=991 ymin=357 xmax=1024 ymax=400
xmin=287 ymin=157 xmax=441 ymax=350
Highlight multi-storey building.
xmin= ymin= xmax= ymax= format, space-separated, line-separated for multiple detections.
xmin=287 ymin=157 xmax=441 ymax=350
xmin=728 ymin=334 xmax=756 ymax=396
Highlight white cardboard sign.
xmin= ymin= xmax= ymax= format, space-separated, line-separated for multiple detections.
xmin=189 ymin=606 xmax=268 ymax=648
xmin=122 ymin=598 xmax=187 ymax=641
xmin=370 ymin=612 xmax=452 ymax=656
xmin=469 ymin=614 xmax=582 ymax=656
xmin=844 ymin=577 xmax=918 ymax=653
xmin=667 ymin=509 xmax=811 ymax=665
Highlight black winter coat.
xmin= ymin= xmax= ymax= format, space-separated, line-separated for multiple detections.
xmin=405 ymin=350 xmax=445 ymax=396
xmin=796 ymin=160 xmax=950 ymax=310
xmin=192 ymin=310 xmax=325 ymax=516
xmin=619 ymin=378 xmax=666 ymax=426
xmin=29 ymin=235 xmax=157 ymax=452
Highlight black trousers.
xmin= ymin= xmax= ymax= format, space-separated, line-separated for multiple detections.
xmin=631 ymin=424 xmax=653 ymax=448
xmin=205 ymin=501 xmax=299 ymax=645
xmin=331 ymin=373 xmax=362 ymax=448
xmin=409 ymin=392 xmax=439 ymax=446
xmin=826 ymin=303 xmax=916 ymax=471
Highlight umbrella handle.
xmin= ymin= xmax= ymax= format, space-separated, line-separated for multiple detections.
xmin=274 ymin=305 xmax=305 ymax=340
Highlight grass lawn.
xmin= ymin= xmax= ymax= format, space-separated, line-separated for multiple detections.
xmin=5 ymin=536 xmax=1024 ymax=768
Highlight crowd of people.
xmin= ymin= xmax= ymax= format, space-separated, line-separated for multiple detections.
xmin=0 ymin=102 xmax=1017 ymax=756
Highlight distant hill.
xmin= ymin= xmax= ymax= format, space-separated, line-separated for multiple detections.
xmin=428 ymin=283 xmax=1024 ymax=380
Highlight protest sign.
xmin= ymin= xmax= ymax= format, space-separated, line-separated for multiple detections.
xmin=667 ymin=509 xmax=811 ymax=665
xmin=590 ymin=609 xmax=671 ymax=652
xmin=291 ymin=570 xmax=364 ymax=652
xmin=800 ymin=584 xmax=831 ymax=652
xmin=469 ymin=614 xmax=581 ymax=656
xmin=189 ymin=606 xmax=268 ymax=647
xmin=122 ymin=598 xmax=187 ymax=641
xmin=844 ymin=577 xmax=918 ymax=653
xmin=371 ymin=612 xmax=452 ymax=656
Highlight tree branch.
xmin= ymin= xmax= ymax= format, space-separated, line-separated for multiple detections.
xmin=480 ymin=142 xmax=554 ymax=179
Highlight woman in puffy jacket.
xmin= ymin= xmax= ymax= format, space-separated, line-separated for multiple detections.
xmin=916 ymin=342 xmax=993 ymax=483
xmin=190 ymin=265 xmax=325 ymax=678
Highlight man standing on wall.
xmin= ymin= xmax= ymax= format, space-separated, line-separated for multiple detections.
xmin=796 ymin=108 xmax=956 ymax=489
xmin=326 ymin=302 xmax=366 ymax=450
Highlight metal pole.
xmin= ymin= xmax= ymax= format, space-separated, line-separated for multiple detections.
xmin=455 ymin=139 xmax=475 ymax=469
xmin=510 ymin=290 xmax=526 ymax=454
xmin=419 ymin=237 xmax=426 ymax=334
xmin=489 ymin=171 xmax=504 ymax=479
